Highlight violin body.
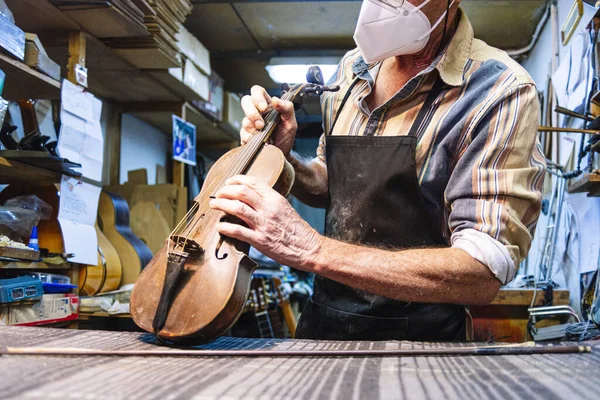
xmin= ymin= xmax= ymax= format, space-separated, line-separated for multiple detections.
xmin=131 ymin=144 xmax=294 ymax=344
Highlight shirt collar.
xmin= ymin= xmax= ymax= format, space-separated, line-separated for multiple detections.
xmin=351 ymin=7 xmax=473 ymax=87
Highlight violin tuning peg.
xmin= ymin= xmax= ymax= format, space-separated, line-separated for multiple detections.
xmin=306 ymin=66 xmax=324 ymax=85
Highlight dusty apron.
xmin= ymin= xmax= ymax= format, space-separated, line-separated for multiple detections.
xmin=296 ymin=78 xmax=466 ymax=341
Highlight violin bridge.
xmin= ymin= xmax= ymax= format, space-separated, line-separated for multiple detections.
xmin=170 ymin=235 xmax=204 ymax=254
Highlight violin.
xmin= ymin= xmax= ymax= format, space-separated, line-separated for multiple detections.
xmin=130 ymin=67 xmax=338 ymax=344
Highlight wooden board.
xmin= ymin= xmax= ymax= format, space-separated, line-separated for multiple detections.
xmin=59 ymin=6 xmax=149 ymax=38
xmin=0 ymin=157 xmax=64 ymax=186
xmin=24 ymin=41 xmax=61 ymax=81
xmin=0 ymin=53 xmax=60 ymax=100
xmin=129 ymin=201 xmax=170 ymax=254
xmin=0 ymin=326 xmax=598 ymax=400
xmin=0 ymin=246 xmax=39 ymax=261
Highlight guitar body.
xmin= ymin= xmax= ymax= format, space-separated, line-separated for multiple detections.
xmin=97 ymin=226 xmax=123 ymax=292
xmin=98 ymin=192 xmax=152 ymax=287
xmin=131 ymin=144 xmax=294 ymax=344
xmin=78 ymin=226 xmax=123 ymax=296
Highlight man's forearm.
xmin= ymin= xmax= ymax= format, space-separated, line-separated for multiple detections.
xmin=286 ymin=151 xmax=329 ymax=208
xmin=301 ymin=237 xmax=501 ymax=305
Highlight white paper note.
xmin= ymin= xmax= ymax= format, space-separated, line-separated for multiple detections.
xmin=60 ymin=79 xmax=93 ymax=121
xmin=58 ymin=176 xmax=101 ymax=265
xmin=57 ymin=84 xmax=104 ymax=181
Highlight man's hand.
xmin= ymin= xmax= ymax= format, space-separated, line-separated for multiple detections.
xmin=209 ymin=175 xmax=322 ymax=268
xmin=240 ymin=85 xmax=297 ymax=156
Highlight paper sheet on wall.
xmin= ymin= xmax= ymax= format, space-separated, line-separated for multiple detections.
xmin=57 ymin=80 xmax=104 ymax=181
xmin=58 ymin=176 xmax=101 ymax=265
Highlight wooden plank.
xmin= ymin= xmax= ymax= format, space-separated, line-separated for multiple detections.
xmin=59 ymin=6 xmax=148 ymax=39
xmin=568 ymin=172 xmax=600 ymax=193
xmin=172 ymin=159 xmax=184 ymax=187
xmin=107 ymin=105 xmax=123 ymax=186
xmin=0 ymin=53 xmax=61 ymax=100
xmin=127 ymin=169 xmax=148 ymax=185
xmin=0 ymin=246 xmax=39 ymax=261
xmin=67 ymin=31 xmax=86 ymax=85
xmin=0 ymin=156 xmax=63 ymax=185
xmin=24 ymin=41 xmax=61 ymax=81
xmin=4 ymin=0 xmax=80 ymax=32
xmin=489 ymin=288 xmax=570 ymax=306
xmin=0 ymin=260 xmax=71 ymax=269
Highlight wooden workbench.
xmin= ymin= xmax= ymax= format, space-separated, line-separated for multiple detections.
xmin=0 ymin=326 xmax=598 ymax=399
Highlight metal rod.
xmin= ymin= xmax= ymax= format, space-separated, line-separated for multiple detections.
xmin=0 ymin=345 xmax=591 ymax=358
xmin=538 ymin=126 xmax=600 ymax=135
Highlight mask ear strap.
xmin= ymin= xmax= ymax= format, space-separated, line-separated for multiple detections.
xmin=417 ymin=0 xmax=455 ymax=42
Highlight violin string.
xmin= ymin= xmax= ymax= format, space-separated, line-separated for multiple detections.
xmin=167 ymin=88 xmax=300 ymax=254
xmin=173 ymin=88 xmax=297 ymax=244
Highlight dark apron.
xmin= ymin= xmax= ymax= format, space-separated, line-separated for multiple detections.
xmin=296 ymin=77 xmax=466 ymax=341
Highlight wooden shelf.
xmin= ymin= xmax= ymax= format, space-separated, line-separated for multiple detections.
xmin=5 ymin=0 xmax=182 ymax=103
xmin=0 ymin=53 xmax=61 ymax=100
xmin=0 ymin=156 xmax=69 ymax=185
xmin=0 ymin=157 xmax=62 ymax=185
xmin=125 ymin=102 xmax=239 ymax=145
xmin=79 ymin=311 xmax=131 ymax=319
xmin=4 ymin=0 xmax=80 ymax=32
xmin=0 ymin=260 xmax=72 ymax=270
xmin=568 ymin=172 xmax=600 ymax=195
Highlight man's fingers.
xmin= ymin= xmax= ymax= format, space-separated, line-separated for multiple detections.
xmin=240 ymin=128 xmax=252 ymax=145
xmin=241 ymin=95 xmax=265 ymax=130
xmin=272 ymin=97 xmax=295 ymax=120
xmin=214 ymin=184 xmax=263 ymax=209
xmin=216 ymin=221 xmax=259 ymax=245
xmin=209 ymin=198 xmax=259 ymax=227
xmin=224 ymin=175 xmax=263 ymax=189
xmin=251 ymin=85 xmax=272 ymax=112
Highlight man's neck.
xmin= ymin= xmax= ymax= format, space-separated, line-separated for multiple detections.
xmin=390 ymin=11 xmax=460 ymax=79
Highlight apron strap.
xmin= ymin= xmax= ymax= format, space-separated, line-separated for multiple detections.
xmin=327 ymin=74 xmax=446 ymax=138
xmin=328 ymin=76 xmax=361 ymax=136
xmin=407 ymin=78 xmax=446 ymax=138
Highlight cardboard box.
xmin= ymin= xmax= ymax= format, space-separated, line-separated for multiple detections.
xmin=222 ymin=91 xmax=245 ymax=136
xmin=176 ymin=25 xmax=211 ymax=75
xmin=183 ymin=58 xmax=209 ymax=101
xmin=0 ymin=294 xmax=79 ymax=326
xmin=192 ymin=70 xmax=224 ymax=122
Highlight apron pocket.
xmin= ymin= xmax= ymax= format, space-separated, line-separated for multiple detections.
xmin=298 ymin=299 xmax=410 ymax=341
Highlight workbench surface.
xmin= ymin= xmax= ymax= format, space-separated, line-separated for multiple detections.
xmin=0 ymin=326 xmax=598 ymax=399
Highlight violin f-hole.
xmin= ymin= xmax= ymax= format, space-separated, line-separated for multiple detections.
xmin=215 ymin=216 xmax=230 ymax=260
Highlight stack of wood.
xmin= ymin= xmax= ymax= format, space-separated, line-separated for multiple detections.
xmin=50 ymin=0 xmax=149 ymax=38
xmin=104 ymin=0 xmax=193 ymax=69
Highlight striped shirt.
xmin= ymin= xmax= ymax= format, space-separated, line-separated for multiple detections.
xmin=316 ymin=9 xmax=546 ymax=284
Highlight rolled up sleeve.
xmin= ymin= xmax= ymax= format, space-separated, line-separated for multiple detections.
xmin=446 ymin=83 xmax=546 ymax=284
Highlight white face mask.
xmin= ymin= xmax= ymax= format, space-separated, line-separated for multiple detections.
xmin=353 ymin=0 xmax=454 ymax=64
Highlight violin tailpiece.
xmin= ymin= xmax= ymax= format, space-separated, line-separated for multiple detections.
xmin=151 ymin=251 xmax=190 ymax=335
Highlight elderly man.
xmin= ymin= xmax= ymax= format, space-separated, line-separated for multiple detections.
xmin=209 ymin=0 xmax=545 ymax=341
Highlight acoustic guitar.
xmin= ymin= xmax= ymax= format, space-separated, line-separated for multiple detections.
xmin=97 ymin=191 xmax=152 ymax=287
xmin=79 ymin=225 xmax=123 ymax=296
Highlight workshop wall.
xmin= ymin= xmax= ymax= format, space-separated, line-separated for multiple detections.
xmin=119 ymin=114 xmax=169 ymax=185
xmin=522 ymin=0 xmax=600 ymax=314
